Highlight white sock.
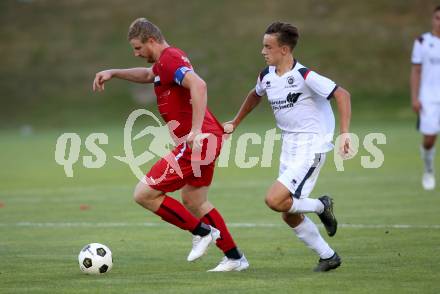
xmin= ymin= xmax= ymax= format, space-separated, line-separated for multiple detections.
xmin=420 ymin=145 xmax=435 ymax=173
xmin=293 ymin=216 xmax=334 ymax=259
xmin=288 ymin=198 xmax=324 ymax=214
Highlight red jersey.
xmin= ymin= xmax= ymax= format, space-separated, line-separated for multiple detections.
xmin=152 ymin=47 xmax=223 ymax=140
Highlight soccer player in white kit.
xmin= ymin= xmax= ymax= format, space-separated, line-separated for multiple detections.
xmin=224 ymin=22 xmax=352 ymax=271
xmin=410 ymin=6 xmax=440 ymax=191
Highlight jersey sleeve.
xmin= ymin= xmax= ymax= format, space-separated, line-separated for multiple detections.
xmin=255 ymin=76 xmax=266 ymax=96
xmin=303 ymin=70 xmax=338 ymax=100
xmin=411 ymin=38 xmax=423 ymax=64
xmin=159 ymin=49 xmax=193 ymax=85
xmin=255 ymin=67 xmax=269 ymax=96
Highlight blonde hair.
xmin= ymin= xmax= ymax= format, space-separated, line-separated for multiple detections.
xmin=128 ymin=18 xmax=164 ymax=43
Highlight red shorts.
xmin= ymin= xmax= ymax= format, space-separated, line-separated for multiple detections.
xmin=145 ymin=134 xmax=223 ymax=193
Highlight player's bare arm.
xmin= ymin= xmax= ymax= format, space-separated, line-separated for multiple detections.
xmin=93 ymin=67 xmax=155 ymax=92
xmin=410 ymin=64 xmax=422 ymax=113
xmin=224 ymin=89 xmax=262 ymax=134
xmin=181 ymin=71 xmax=208 ymax=149
xmin=333 ymin=86 xmax=352 ymax=156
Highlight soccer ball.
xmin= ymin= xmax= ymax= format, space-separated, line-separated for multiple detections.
xmin=78 ymin=243 xmax=113 ymax=274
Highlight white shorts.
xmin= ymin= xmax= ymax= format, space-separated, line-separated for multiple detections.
xmin=419 ymin=101 xmax=440 ymax=135
xmin=277 ymin=133 xmax=327 ymax=199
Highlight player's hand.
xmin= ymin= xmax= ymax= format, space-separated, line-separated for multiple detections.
xmin=186 ymin=129 xmax=209 ymax=151
xmin=93 ymin=70 xmax=113 ymax=92
xmin=223 ymin=121 xmax=237 ymax=134
xmin=186 ymin=129 xmax=199 ymax=150
xmin=339 ymin=133 xmax=352 ymax=160
xmin=412 ymin=99 xmax=421 ymax=114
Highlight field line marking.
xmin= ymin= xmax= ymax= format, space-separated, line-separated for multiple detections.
xmin=0 ymin=181 xmax=271 ymax=195
xmin=0 ymin=222 xmax=439 ymax=229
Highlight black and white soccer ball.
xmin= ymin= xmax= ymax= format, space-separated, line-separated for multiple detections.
xmin=78 ymin=243 xmax=113 ymax=274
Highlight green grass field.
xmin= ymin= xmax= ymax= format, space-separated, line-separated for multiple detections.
xmin=1 ymin=116 xmax=439 ymax=294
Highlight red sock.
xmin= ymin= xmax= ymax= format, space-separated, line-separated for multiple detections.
xmin=155 ymin=196 xmax=200 ymax=231
xmin=201 ymin=208 xmax=237 ymax=253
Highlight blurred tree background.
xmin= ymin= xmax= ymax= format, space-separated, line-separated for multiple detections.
xmin=0 ymin=0 xmax=437 ymax=128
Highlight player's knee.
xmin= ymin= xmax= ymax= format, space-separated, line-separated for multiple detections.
xmin=181 ymin=197 xmax=195 ymax=211
xmin=265 ymin=194 xmax=283 ymax=212
xmin=133 ymin=190 xmax=144 ymax=205
xmin=423 ymin=138 xmax=436 ymax=149
xmin=181 ymin=197 xmax=202 ymax=214
xmin=133 ymin=183 xmax=158 ymax=205
xmin=133 ymin=189 xmax=146 ymax=205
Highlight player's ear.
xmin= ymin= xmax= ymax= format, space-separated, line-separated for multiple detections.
xmin=146 ymin=37 xmax=156 ymax=45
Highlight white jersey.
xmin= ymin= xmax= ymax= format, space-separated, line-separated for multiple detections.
xmin=255 ymin=60 xmax=337 ymax=153
xmin=411 ymin=32 xmax=440 ymax=103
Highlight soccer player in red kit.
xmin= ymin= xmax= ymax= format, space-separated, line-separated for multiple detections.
xmin=92 ymin=18 xmax=248 ymax=272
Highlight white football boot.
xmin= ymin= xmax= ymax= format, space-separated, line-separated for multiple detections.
xmin=422 ymin=172 xmax=435 ymax=190
xmin=208 ymin=254 xmax=249 ymax=272
xmin=187 ymin=226 xmax=220 ymax=262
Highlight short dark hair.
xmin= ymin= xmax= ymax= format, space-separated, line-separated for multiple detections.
xmin=434 ymin=5 xmax=440 ymax=13
xmin=128 ymin=18 xmax=164 ymax=43
xmin=265 ymin=22 xmax=299 ymax=50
